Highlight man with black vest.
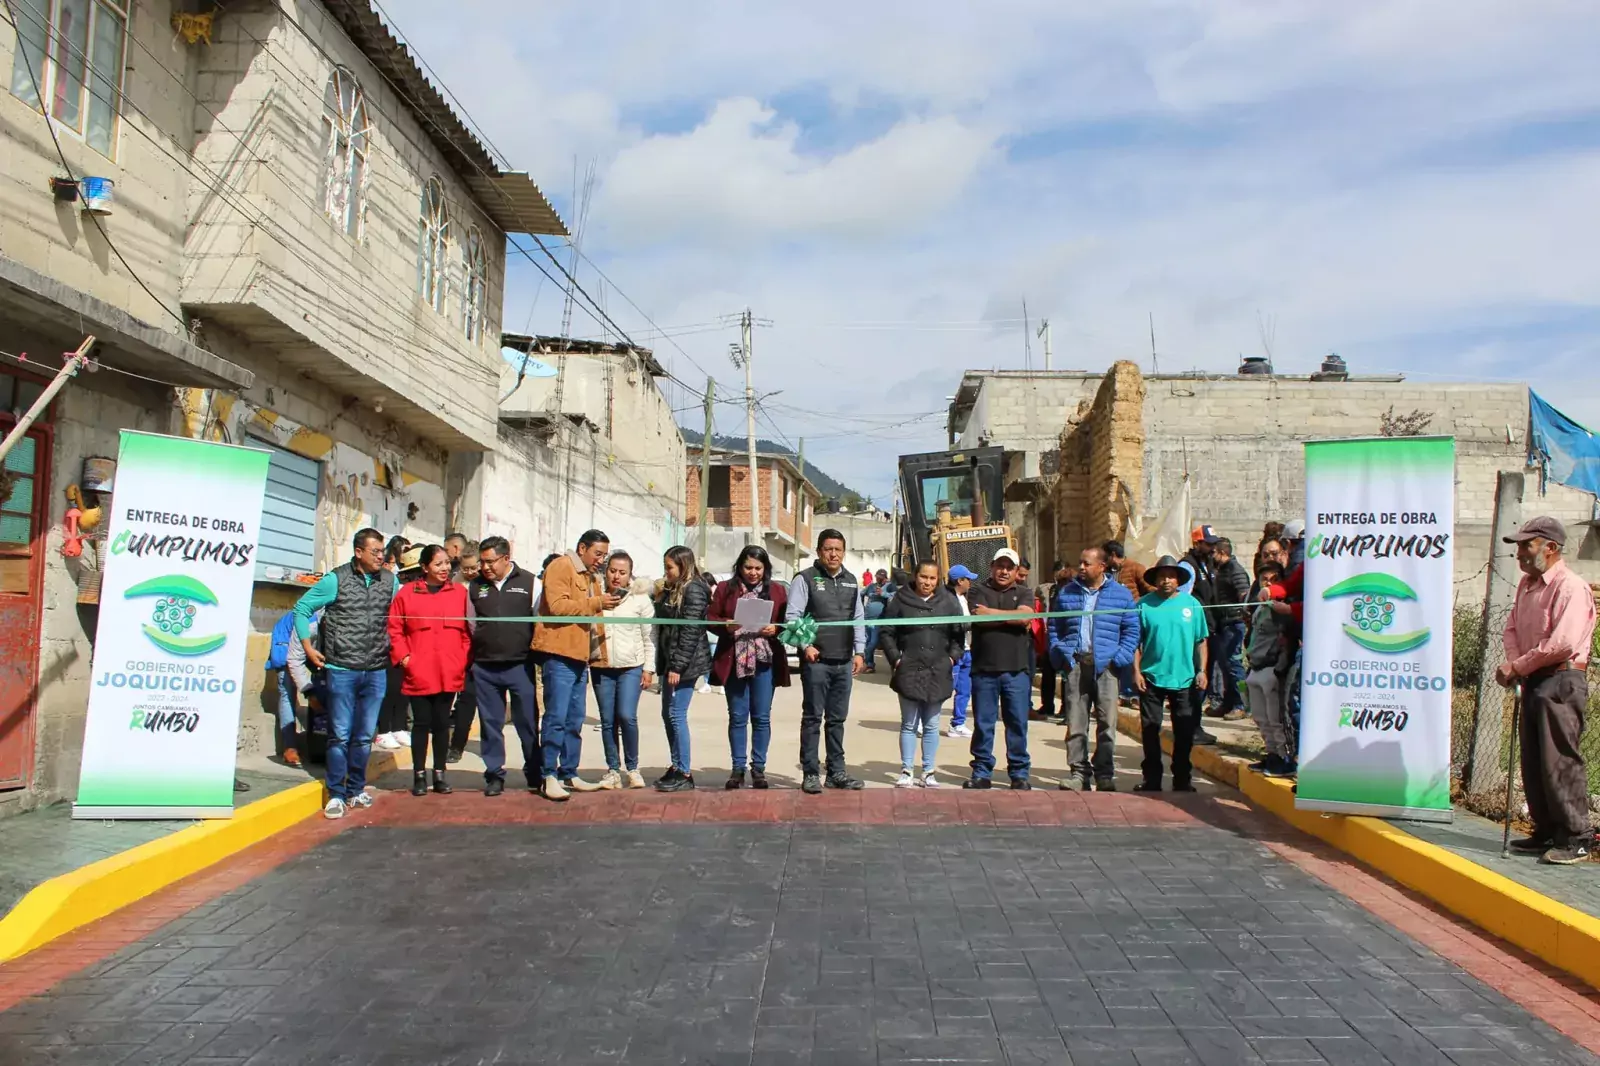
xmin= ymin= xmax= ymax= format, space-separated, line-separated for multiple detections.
xmin=1181 ymin=525 xmax=1222 ymax=743
xmin=294 ymin=527 xmax=397 ymax=820
xmin=787 ymin=528 xmax=866 ymax=794
xmin=468 ymin=536 xmax=540 ymax=797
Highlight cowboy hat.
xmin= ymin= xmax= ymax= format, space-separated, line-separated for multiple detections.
xmin=1145 ymin=555 xmax=1186 ymax=584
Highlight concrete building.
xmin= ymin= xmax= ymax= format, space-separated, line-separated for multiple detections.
xmin=686 ymin=447 xmax=821 ymax=580
xmin=0 ymin=0 xmax=566 ymax=811
xmin=486 ymin=336 xmax=687 ymax=567
xmin=948 ymin=363 xmax=1600 ymax=589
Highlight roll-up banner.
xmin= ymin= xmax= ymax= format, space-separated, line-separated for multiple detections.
xmin=1296 ymin=436 xmax=1455 ymax=822
xmin=74 ymin=432 xmax=270 ymax=819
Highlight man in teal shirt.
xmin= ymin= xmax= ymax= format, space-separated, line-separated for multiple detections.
xmin=293 ymin=527 xmax=396 ymax=819
xmin=1133 ymin=555 xmax=1210 ymax=792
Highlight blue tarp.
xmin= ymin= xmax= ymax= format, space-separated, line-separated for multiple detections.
xmin=1529 ymin=390 xmax=1600 ymax=497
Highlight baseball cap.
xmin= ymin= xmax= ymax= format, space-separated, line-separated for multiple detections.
xmin=947 ymin=564 xmax=979 ymax=581
xmin=1503 ymin=516 xmax=1567 ymax=547
xmin=1283 ymin=519 xmax=1306 ymax=540
xmin=1191 ymin=525 xmax=1221 ymax=544
xmin=993 ymin=547 xmax=1020 ymax=566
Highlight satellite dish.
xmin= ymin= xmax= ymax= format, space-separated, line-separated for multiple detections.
xmin=500 ymin=347 xmax=557 ymax=378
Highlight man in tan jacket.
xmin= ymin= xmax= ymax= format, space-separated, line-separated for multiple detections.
xmin=531 ymin=529 xmax=619 ymax=799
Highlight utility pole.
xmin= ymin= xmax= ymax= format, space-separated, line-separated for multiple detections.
xmin=736 ymin=309 xmax=761 ymax=547
xmin=1148 ymin=312 xmax=1160 ymax=375
xmin=0 ymin=336 xmax=94 ymax=465
xmin=697 ymin=376 xmax=713 ymax=559
xmin=1038 ymin=319 xmax=1052 ymax=371
xmin=793 ymin=436 xmax=805 ymax=573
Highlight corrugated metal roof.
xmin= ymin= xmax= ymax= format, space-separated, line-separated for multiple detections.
xmin=320 ymin=0 xmax=568 ymax=237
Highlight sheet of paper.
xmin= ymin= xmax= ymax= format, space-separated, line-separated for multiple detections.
xmin=734 ymin=597 xmax=772 ymax=633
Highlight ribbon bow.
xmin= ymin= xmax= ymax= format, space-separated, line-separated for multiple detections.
xmin=778 ymin=616 xmax=818 ymax=649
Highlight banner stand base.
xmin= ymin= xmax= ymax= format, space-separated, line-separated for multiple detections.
xmin=71 ymin=805 xmax=235 ymax=821
xmin=1295 ymin=797 xmax=1453 ymax=823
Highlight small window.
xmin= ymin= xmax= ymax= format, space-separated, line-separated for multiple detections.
xmin=9 ymin=0 xmax=127 ymax=158
xmin=321 ymin=67 xmax=368 ymax=239
xmin=417 ymin=177 xmax=449 ymax=314
xmin=255 ymin=442 xmax=320 ymax=581
xmin=706 ymin=466 xmax=731 ymax=509
xmin=781 ymin=477 xmax=793 ymax=512
xmin=462 ymin=226 xmax=487 ymax=342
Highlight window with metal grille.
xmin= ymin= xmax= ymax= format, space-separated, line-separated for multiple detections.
xmin=417 ymin=176 xmax=449 ymax=314
xmin=321 ymin=66 xmax=368 ymax=239
xmin=462 ymin=226 xmax=486 ymax=342
xmin=8 ymin=0 xmax=128 ymax=158
xmin=255 ymin=442 xmax=320 ymax=582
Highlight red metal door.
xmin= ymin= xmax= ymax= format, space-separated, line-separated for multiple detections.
xmin=0 ymin=423 xmax=49 ymax=790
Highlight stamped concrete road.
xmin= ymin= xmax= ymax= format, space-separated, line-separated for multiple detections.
xmin=3 ymin=673 xmax=1600 ymax=1065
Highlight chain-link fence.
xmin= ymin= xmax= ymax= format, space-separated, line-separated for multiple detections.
xmin=1451 ymin=602 xmax=1600 ymax=814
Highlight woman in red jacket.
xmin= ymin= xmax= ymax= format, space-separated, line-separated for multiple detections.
xmin=388 ymin=544 xmax=470 ymax=796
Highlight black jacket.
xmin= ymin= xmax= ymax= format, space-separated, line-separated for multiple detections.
xmin=1213 ymin=558 xmax=1252 ymax=623
xmin=467 ymin=565 xmax=537 ymax=664
xmin=1182 ymin=549 xmax=1217 ymax=606
xmin=654 ymin=578 xmax=712 ymax=681
xmin=878 ymin=587 xmax=965 ymax=705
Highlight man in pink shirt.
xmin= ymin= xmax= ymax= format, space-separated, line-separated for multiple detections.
xmin=1497 ymin=516 xmax=1598 ymax=866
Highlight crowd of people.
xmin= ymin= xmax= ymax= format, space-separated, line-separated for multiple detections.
xmin=267 ymin=512 xmax=1594 ymax=860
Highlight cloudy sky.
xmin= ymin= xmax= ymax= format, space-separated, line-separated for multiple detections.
xmin=384 ymin=0 xmax=1600 ymax=505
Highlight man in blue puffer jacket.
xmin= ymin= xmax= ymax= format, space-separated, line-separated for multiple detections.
xmin=1049 ymin=546 xmax=1141 ymax=791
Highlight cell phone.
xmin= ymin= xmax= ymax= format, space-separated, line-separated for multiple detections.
xmin=614 ymin=588 xmax=629 ymax=599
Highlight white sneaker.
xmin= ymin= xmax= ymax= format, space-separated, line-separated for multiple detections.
xmin=348 ymin=790 xmax=375 ymax=809
xmin=374 ymin=734 xmax=400 ymax=751
xmin=956 ymin=724 xmax=974 ymax=737
xmin=564 ymin=775 xmax=602 ymax=793
xmin=542 ymin=777 xmax=569 ymax=802
xmin=920 ymin=773 xmax=940 ymax=789
xmin=394 ymin=731 xmax=411 ymax=747
xmin=895 ymin=769 xmax=915 ymax=788
xmin=323 ymin=797 xmax=346 ymax=819
xmin=944 ymin=725 xmax=960 ymax=737
xmin=598 ymin=769 xmax=623 ymax=790
xmin=695 ymin=680 xmax=711 ymax=693
xmin=625 ymin=770 xmax=646 ymax=789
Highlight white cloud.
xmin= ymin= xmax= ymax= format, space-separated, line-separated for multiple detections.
xmin=597 ymin=99 xmax=992 ymax=242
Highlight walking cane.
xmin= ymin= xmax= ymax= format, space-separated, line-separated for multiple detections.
xmin=1500 ymin=682 xmax=1522 ymax=859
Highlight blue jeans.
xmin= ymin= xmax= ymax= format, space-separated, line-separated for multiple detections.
xmin=969 ymin=670 xmax=1032 ymax=781
xmin=540 ymin=655 xmax=590 ymax=781
xmin=1215 ymin=621 xmax=1247 ymax=713
xmin=950 ymin=651 xmax=972 ymax=727
xmin=661 ymin=678 xmax=695 ymax=774
xmin=864 ymin=622 xmax=882 ymax=669
xmin=726 ymin=663 xmax=775 ymax=773
xmin=898 ymin=697 xmax=941 ymax=773
xmin=592 ymin=666 xmax=643 ymax=771
xmin=474 ymin=660 xmax=539 ymax=786
xmin=325 ymin=667 xmax=385 ymax=801
xmin=274 ymin=670 xmax=300 ymax=749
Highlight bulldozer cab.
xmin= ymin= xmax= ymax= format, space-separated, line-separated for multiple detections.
xmin=897 ymin=447 xmax=1007 ymax=569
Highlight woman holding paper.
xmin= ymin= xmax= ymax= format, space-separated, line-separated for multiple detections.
xmin=709 ymin=546 xmax=790 ymax=790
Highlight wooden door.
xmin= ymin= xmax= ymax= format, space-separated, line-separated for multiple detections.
xmin=0 ymin=423 xmax=49 ymax=790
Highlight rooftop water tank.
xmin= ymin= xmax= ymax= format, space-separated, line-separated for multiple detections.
xmin=1312 ymin=353 xmax=1349 ymax=381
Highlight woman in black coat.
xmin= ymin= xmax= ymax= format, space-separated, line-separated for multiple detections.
xmin=878 ymin=561 xmax=966 ymax=788
xmin=653 ymin=545 xmax=711 ymax=792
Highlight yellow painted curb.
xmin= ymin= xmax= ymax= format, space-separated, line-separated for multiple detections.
xmin=0 ymin=750 xmax=402 ymax=963
xmin=1116 ymin=709 xmax=1600 ymax=992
